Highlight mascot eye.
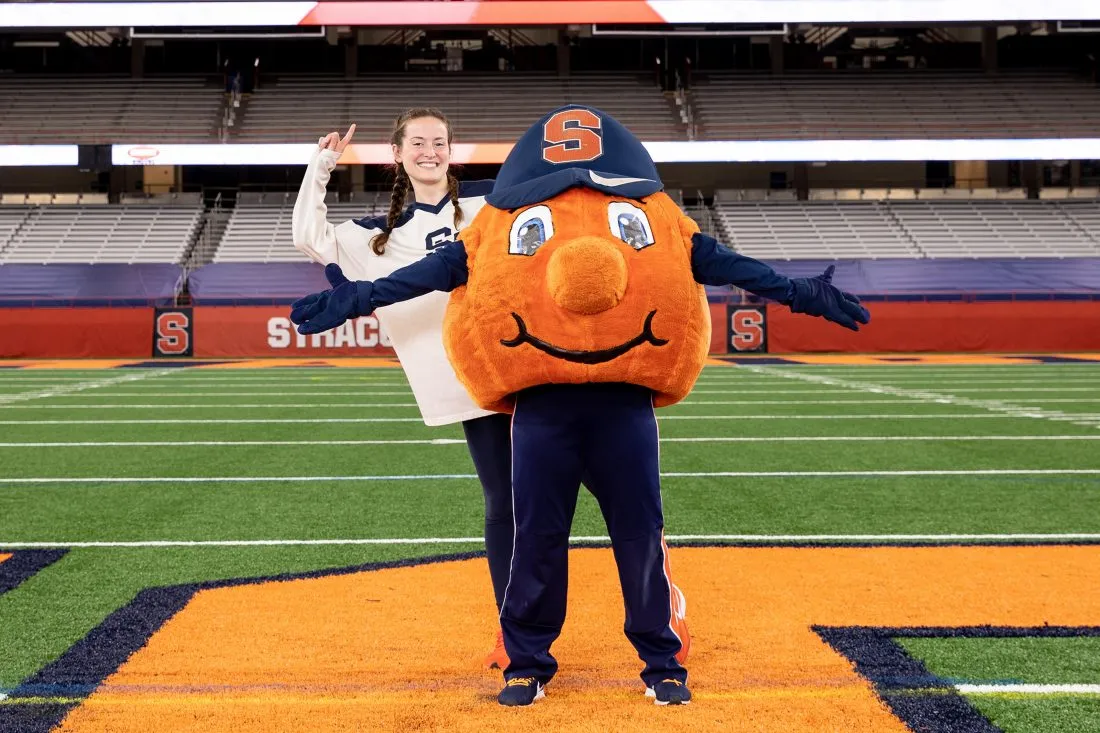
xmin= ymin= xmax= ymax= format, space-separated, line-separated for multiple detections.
xmin=509 ymin=205 xmax=554 ymax=256
xmin=607 ymin=202 xmax=654 ymax=250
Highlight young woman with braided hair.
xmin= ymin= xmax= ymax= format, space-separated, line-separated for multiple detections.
xmin=292 ymin=109 xmax=513 ymax=667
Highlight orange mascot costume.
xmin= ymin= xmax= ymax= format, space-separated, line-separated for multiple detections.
xmin=289 ymin=105 xmax=870 ymax=708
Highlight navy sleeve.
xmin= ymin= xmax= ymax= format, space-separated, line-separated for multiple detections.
xmin=690 ymin=232 xmax=794 ymax=304
xmin=365 ymin=240 xmax=470 ymax=310
xmin=458 ymin=179 xmax=495 ymax=198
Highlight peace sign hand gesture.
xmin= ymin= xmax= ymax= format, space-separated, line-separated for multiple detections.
xmin=317 ymin=124 xmax=356 ymax=158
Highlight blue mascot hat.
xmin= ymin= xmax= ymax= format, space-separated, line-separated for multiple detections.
xmin=487 ymin=105 xmax=663 ymax=210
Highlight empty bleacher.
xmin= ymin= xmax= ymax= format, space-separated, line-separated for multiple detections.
xmin=4 ymin=189 xmax=1098 ymax=267
xmin=0 ymin=75 xmax=224 ymax=144
xmin=889 ymin=200 xmax=1099 ymax=259
xmin=215 ymin=188 xmax=1100 ymax=263
xmin=0 ymin=206 xmax=33 ymax=252
xmin=712 ymin=191 xmax=1100 ymax=260
xmin=692 ymin=69 xmax=1100 ymax=140
xmin=236 ymin=72 xmax=686 ymax=142
xmin=213 ymin=191 xmax=389 ymax=263
xmin=0 ymin=197 xmax=204 ymax=264
xmin=713 ymin=193 xmax=921 ymax=260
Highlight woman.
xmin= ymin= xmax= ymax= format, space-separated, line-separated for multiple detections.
xmin=292 ymin=109 xmax=512 ymax=667
xmin=293 ymin=109 xmax=691 ymax=672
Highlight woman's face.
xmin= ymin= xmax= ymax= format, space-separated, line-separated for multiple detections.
xmin=393 ymin=116 xmax=451 ymax=189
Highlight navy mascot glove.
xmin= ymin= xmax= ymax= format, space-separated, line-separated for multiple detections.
xmin=788 ymin=265 xmax=871 ymax=332
xmin=289 ymin=263 xmax=375 ymax=335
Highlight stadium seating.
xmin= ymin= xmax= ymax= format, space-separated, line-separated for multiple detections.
xmin=235 ymin=72 xmax=687 ymax=142
xmin=888 ymin=200 xmax=1100 ymax=259
xmin=0 ymin=206 xmax=33 ymax=254
xmin=0 ymin=75 xmax=224 ymax=144
xmin=713 ymin=198 xmax=921 ymax=260
xmin=0 ymin=200 xmax=203 ymax=265
xmin=711 ymin=195 xmax=1100 ymax=260
xmin=691 ymin=69 xmax=1100 ymax=140
xmin=213 ymin=191 xmax=389 ymax=262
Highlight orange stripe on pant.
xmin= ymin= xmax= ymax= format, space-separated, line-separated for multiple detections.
xmin=661 ymin=532 xmax=691 ymax=664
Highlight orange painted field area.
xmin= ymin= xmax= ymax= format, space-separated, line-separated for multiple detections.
xmin=56 ymin=546 xmax=1100 ymax=733
xmin=0 ymin=554 xmax=11 ymax=566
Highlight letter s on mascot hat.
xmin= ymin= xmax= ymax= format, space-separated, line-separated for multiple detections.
xmin=443 ymin=105 xmax=711 ymax=412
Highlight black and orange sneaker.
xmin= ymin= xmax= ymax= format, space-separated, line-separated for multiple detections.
xmin=498 ymin=677 xmax=545 ymax=707
xmin=645 ymin=678 xmax=691 ymax=706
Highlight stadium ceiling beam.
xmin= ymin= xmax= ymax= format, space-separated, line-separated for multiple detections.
xmin=2 ymin=1 xmax=1100 ymax=30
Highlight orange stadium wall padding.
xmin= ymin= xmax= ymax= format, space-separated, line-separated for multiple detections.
xmin=707 ymin=303 xmax=727 ymax=353
xmin=192 ymin=307 xmax=396 ymax=358
xmin=0 ymin=307 xmax=153 ymax=358
xmin=764 ymin=301 xmax=1100 ymax=353
xmin=3 ymin=302 xmax=1099 ymax=358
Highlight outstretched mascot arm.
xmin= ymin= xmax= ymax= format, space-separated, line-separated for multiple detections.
xmin=689 ymin=231 xmax=794 ymax=302
xmin=371 ymin=239 xmax=470 ymax=307
xmin=689 ymin=231 xmax=871 ymax=332
xmin=289 ymin=240 xmax=470 ymax=335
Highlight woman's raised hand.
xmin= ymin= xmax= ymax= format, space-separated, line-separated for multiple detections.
xmin=317 ymin=124 xmax=356 ymax=156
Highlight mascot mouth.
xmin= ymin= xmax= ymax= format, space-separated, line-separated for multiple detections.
xmin=500 ymin=310 xmax=668 ymax=365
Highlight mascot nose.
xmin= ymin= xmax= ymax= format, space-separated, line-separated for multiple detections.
xmin=547 ymin=236 xmax=628 ymax=314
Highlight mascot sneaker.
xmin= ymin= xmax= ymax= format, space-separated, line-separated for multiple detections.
xmin=498 ymin=677 xmax=545 ymax=707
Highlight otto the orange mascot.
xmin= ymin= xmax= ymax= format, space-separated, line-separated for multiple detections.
xmin=291 ymin=106 xmax=869 ymax=707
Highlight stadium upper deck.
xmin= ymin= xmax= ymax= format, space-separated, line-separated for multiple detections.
xmin=2 ymin=68 xmax=1098 ymax=145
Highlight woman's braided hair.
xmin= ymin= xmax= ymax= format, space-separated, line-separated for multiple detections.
xmin=371 ymin=108 xmax=463 ymax=255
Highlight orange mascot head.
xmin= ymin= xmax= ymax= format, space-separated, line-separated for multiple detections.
xmin=443 ymin=106 xmax=710 ymax=412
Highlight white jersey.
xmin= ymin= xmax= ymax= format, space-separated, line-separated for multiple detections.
xmin=293 ymin=147 xmax=496 ymax=426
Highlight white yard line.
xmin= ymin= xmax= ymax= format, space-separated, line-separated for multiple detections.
xmin=2 ymin=435 xmax=1099 ymax=448
xmin=0 ymin=439 xmax=469 ymax=447
xmin=0 ymin=414 xmax=1066 ymax=426
xmin=693 ymin=398 xmax=1100 ymax=404
xmin=0 ymin=370 xmax=175 ymax=406
xmin=1 ymin=469 xmax=1098 ymax=485
xmin=0 ymin=418 xmax=429 ymax=425
xmin=0 ymin=403 xmax=419 ymax=410
xmin=695 ymin=385 xmax=1100 ymax=391
xmin=7 ymin=395 xmax=1100 ymax=407
xmin=694 ymin=378 xmax=1100 ymax=386
xmin=956 ymin=684 xmax=1100 ymax=695
xmin=739 ymin=365 xmax=1100 ymax=430
xmin=0 ymin=398 xmax=918 ymax=408
xmin=2 ymin=533 xmax=1100 ymax=548
xmin=1 ymin=391 xmax=414 ymax=397
xmin=34 ymin=380 xmax=416 ymax=387
xmin=7 ymin=387 xmax=1094 ymax=399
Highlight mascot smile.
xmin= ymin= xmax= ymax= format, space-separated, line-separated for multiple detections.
xmin=500 ymin=309 xmax=668 ymax=365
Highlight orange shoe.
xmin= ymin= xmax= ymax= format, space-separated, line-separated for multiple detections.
xmin=671 ymin=582 xmax=691 ymax=664
xmin=483 ymin=627 xmax=510 ymax=670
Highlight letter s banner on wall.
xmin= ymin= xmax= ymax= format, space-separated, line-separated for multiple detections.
xmin=192 ymin=306 xmax=396 ymax=357
xmin=727 ymin=305 xmax=767 ymax=353
xmin=153 ymin=308 xmax=193 ymax=358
